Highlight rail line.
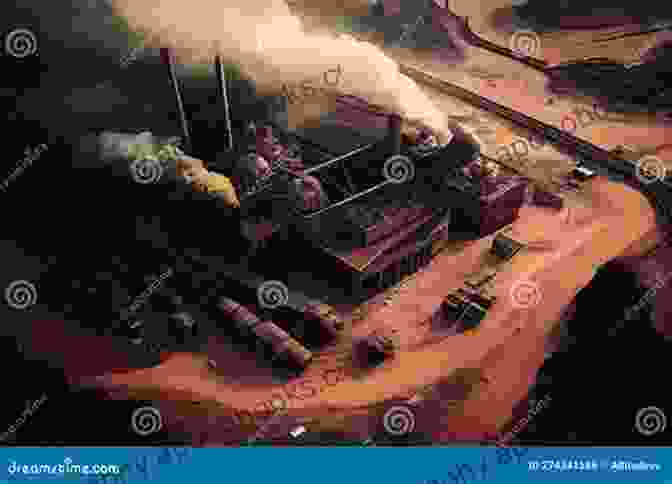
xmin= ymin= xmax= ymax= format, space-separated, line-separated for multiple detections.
xmin=396 ymin=63 xmax=672 ymax=238
xmin=400 ymin=64 xmax=631 ymax=175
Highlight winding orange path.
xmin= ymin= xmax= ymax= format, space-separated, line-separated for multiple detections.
xmin=62 ymin=175 xmax=660 ymax=444
xmin=20 ymin=10 xmax=672 ymax=442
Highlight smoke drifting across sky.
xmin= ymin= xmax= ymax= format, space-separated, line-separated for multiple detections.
xmin=109 ymin=0 xmax=452 ymax=141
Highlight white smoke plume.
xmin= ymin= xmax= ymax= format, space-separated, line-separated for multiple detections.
xmin=109 ymin=0 xmax=452 ymax=141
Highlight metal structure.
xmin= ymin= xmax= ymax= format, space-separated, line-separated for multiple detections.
xmin=459 ymin=17 xmax=548 ymax=72
xmin=153 ymin=45 xmax=665 ymax=369
xmin=160 ymin=48 xmax=193 ymax=153
xmin=214 ymin=55 xmax=235 ymax=153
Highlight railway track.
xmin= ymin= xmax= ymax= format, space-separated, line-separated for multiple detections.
xmin=340 ymin=21 xmax=666 ymax=181
xmin=394 ymin=63 xmax=672 ymax=233
xmin=400 ymin=64 xmax=630 ymax=176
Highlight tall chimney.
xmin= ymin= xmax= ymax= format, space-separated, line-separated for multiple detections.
xmin=214 ymin=55 xmax=235 ymax=153
xmin=160 ymin=48 xmax=192 ymax=154
xmin=386 ymin=114 xmax=402 ymax=156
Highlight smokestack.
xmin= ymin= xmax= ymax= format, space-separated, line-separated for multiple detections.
xmin=112 ymin=0 xmax=453 ymax=141
xmin=214 ymin=55 xmax=235 ymax=153
xmin=386 ymin=114 xmax=402 ymax=156
xmin=160 ymin=48 xmax=193 ymax=154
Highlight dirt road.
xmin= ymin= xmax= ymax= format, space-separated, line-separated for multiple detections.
xmin=27 ymin=0 xmax=671 ymax=444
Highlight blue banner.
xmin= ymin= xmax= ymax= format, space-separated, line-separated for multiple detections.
xmin=0 ymin=447 xmax=669 ymax=483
